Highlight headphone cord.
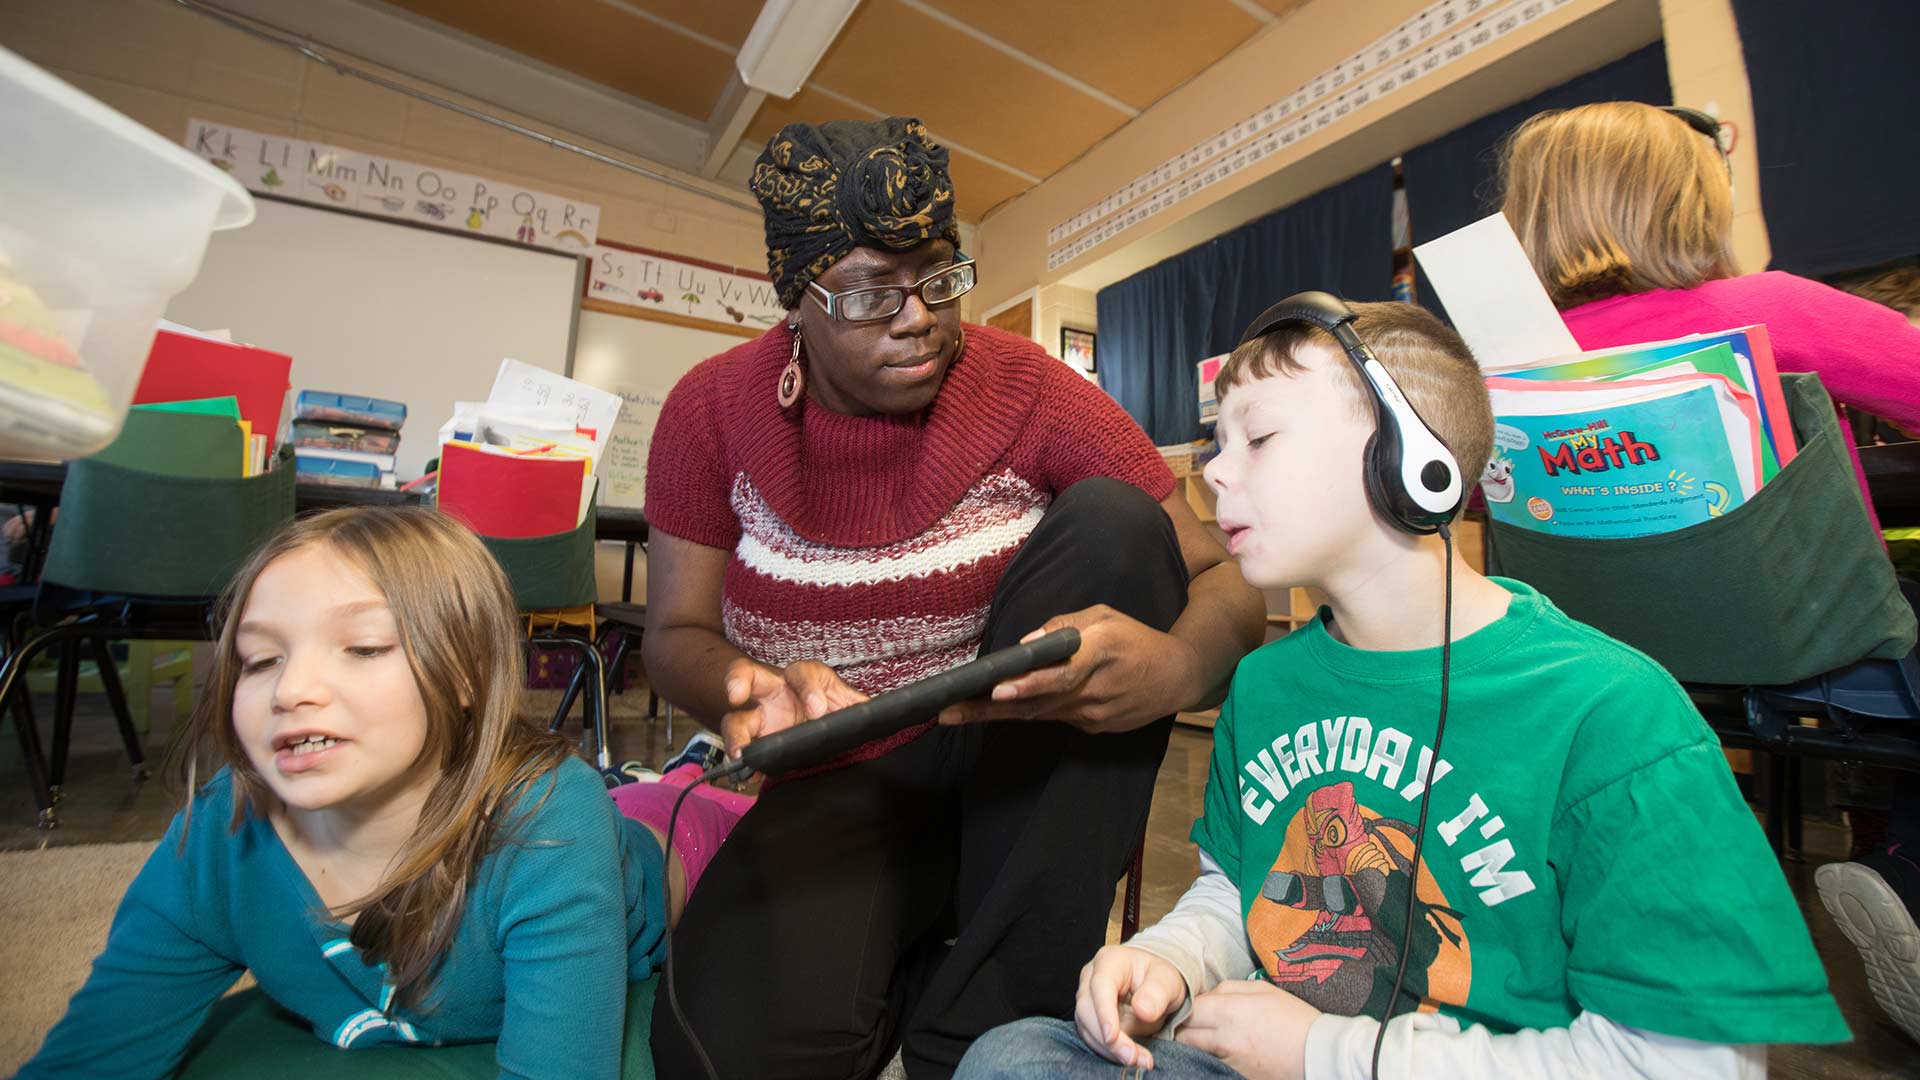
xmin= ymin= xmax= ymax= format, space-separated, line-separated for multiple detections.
xmin=1368 ymin=523 xmax=1452 ymax=1080
xmin=662 ymin=764 xmax=732 ymax=1080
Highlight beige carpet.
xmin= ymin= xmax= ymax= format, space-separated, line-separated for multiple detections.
xmin=0 ymin=840 xmax=157 ymax=1073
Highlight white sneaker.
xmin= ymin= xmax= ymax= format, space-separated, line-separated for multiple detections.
xmin=1817 ymin=858 xmax=1920 ymax=1043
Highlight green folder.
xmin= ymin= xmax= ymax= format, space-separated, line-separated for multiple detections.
xmin=131 ymin=395 xmax=242 ymax=420
xmin=88 ymin=408 xmax=245 ymax=479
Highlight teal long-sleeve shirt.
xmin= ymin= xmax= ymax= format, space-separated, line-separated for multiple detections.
xmin=22 ymin=757 xmax=667 ymax=1080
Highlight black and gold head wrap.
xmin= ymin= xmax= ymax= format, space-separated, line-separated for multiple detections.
xmin=751 ymin=117 xmax=961 ymax=310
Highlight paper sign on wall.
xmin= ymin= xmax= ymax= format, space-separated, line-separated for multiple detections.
xmin=588 ymin=244 xmax=787 ymax=331
xmin=185 ymin=119 xmax=600 ymax=255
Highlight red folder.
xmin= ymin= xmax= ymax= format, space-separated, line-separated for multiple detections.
xmin=436 ymin=441 xmax=586 ymax=539
xmin=133 ymin=328 xmax=293 ymax=454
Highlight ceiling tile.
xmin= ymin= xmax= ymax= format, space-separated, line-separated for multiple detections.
xmin=743 ymin=85 xmax=881 ymax=146
xmin=381 ymin=0 xmax=732 ymax=120
xmin=918 ymin=0 xmax=1261 ymax=111
xmin=808 ymin=0 xmax=1132 ymax=177
xmin=602 ymin=0 xmax=763 ymax=48
xmin=944 ymin=152 xmax=1033 ymax=223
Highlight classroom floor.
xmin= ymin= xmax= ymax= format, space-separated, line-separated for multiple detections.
xmin=2 ymin=678 xmax=1916 ymax=1078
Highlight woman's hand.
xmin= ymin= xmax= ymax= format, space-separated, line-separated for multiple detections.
xmin=719 ymin=658 xmax=869 ymax=759
xmin=1073 ymin=945 xmax=1190 ymax=1069
xmin=1174 ymin=980 xmax=1320 ymax=1080
xmin=935 ymin=605 xmax=1202 ymax=733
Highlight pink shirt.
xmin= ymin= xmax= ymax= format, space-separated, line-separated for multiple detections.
xmin=1561 ymin=271 xmax=1920 ymax=534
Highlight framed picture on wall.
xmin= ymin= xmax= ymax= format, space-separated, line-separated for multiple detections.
xmin=1061 ymin=327 xmax=1096 ymax=373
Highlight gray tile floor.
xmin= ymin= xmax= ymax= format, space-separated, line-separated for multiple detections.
xmin=3 ymin=679 xmax=1915 ymax=1077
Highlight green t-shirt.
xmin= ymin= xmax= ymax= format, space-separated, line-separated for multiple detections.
xmin=1190 ymin=577 xmax=1847 ymax=1045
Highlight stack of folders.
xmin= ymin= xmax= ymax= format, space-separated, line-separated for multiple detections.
xmin=1479 ymin=326 xmax=1796 ymax=539
xmin=132 ymin=321 xmax=293 ymax=476
xmin=434 ymin=358 xmax=622 ymax=537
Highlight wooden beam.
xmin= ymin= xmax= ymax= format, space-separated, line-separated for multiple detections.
xmin=582 ymin=296 xmax=764 ymax=338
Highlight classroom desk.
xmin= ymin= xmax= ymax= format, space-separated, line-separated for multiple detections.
xmin=0 ymin=460 xmax=650 ymax=595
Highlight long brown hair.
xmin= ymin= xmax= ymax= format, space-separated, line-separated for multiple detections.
xmin=173 ymin=506 xmax=570 ymax=1011
xmin=1499 ymin=101 xmax=1735 ymax=307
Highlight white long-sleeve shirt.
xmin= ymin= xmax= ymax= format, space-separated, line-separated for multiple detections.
xmin=1121 ymin=852 xmax=1767 ymax=1079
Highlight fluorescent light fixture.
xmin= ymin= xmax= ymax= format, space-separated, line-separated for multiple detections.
xmin=735 ymin=0 xmax=861 ymax=99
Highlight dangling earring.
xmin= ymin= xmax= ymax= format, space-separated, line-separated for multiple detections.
xmin=778 ymin=321 xmax=805 ymax=408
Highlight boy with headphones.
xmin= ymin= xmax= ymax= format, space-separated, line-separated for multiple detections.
xmin=957 ymin=296 xmax=1845 ymax=1079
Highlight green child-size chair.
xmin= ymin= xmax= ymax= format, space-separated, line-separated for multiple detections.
xmin=0 ymin=410 xmax=294 ymax=827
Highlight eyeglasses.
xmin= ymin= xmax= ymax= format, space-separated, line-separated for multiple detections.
xmin=806 ymin=260 xmax=978 ymax=323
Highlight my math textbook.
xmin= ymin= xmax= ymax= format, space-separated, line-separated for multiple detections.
xmin=1481 ymin=374 xmax=1763 ymax=538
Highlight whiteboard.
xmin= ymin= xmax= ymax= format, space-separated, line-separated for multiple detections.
xmin=571 ymin=309 xmax=746 ymax=509
xmin=165 ymin=198 xmax=583 ymax=479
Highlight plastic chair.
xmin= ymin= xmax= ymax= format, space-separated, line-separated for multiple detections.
xmin=0 ymin=410 xmax=295 ymax=827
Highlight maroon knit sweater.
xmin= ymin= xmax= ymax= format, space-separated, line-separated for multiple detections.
xmin=646 ymin=323 xmax=1174 ymax=763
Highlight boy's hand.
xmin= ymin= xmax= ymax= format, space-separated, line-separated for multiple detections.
xmin=1073 ymin=945 xmax=1189 ymax=1070
xmin=935 ymin=605 xmax=1200 ymax=733
xmin=719 ymin=658 xmax=868 ymax=759
xmin=1174 ymin=980 xmax=1320 ymax=1080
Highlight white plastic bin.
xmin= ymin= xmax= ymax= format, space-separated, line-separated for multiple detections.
xmin=0 ymin=45 xmax=254 ymax=461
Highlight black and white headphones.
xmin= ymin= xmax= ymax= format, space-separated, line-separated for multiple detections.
xmin=1236 ymin=290 xmax=1465 ymax=534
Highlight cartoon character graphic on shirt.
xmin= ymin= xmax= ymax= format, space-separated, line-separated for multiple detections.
xmin=1247 ymin=781 xmax=1471 ymax=1018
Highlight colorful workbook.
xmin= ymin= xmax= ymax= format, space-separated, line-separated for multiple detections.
xmin=1493 ymin=326 xmax=1795 ymax=479
xmin=1482 ymin=373 xmax=1762 ymax=538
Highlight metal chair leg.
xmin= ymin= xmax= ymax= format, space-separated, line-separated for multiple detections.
xmin=6 ymin=683 xmax=54 ymax=827
xmin=549 ymin=660 xmax=588 ymax=735
xmin=51 ymin=637 xmax=80 ymax=796
xmin=1764 ymin=752 xmax=1786 ymax=857
xmin=1785 ymin=754 xmax=1804 ymax=860
xmin=605 ymin=631 xmax=634 ymax=697
xmin=580 ymin=639 xmax=610 ymax=771
xmin=90 ymin=636 xmax=149 ymax=781
xmin=0 ymin=624 xmax=70 ymax=826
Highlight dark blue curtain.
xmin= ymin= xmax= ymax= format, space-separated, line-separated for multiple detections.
xmin=1096 ymin=165 xmax=1393 ymax=444
xmin=1402 ymin=43 xmax=1671 ymax=322
xmin=1730 ymin=1 xmax=1920 ymax=277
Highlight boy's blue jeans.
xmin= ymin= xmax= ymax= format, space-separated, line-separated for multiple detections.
xmin=954 ymin=1017 xmax=1245 ymax=1080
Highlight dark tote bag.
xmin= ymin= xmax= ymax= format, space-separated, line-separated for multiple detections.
xmin=42 ymin=438 xmax=296 ymax=600
xmin=1490 ymin=373 xmax=1915 ymax=685
xmin=471 ymin=497 xmax=599 ymax=612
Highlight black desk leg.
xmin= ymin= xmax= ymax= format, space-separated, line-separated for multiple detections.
xmin=621 ymin=542 xmax=636 ymax=604
xmin=23 ymin=502 xmax=53 ymax=583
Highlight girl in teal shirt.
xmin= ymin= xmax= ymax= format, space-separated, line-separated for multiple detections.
xmin=23 ymin=507 xmax=679 ymax=1079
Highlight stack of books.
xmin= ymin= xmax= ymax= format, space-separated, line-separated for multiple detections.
xmin=1479 ymin=327 xmax=1796 ymax=538
xmin=290 ymin=391 xmax=406 ymax=489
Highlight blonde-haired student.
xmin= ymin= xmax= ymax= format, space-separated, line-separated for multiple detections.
xmin=958 ymin=301 xmax=1845 ymax=1079
xmin=21 ymin=506 xmax=726 ymax=1079
xmin=1500 ymin=100 xmax=1920 ymax=526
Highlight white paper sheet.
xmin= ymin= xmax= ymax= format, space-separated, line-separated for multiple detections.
xmin=485 ymin=358 xmax=621 ymax=471
xmin=1412 ymin=213 xmax=1580 ymax=371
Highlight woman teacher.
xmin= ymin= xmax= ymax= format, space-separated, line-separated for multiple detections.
xmin=643 ymin=117 xmax=1264 ymax=1079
